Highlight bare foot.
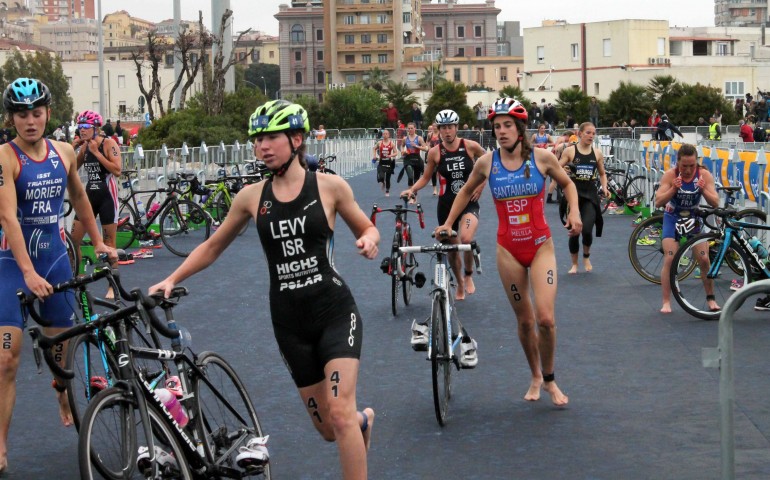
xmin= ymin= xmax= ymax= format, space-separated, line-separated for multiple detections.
xmin=0 ymin=457 xmax=7 ymax=476
xmin=455 ymin=289 xmax=465 ymax=301
xmin=660 ymin=302 xmax=672 ymax=314
xmin=56 ymin=389 xmax=74 ymax=427
xmin=464 ymin=275 xmax=476 ymax=295
xmin=707 ymin=298 xmax=721 ymax=312
xmin=567 ymin=265 xmax=578 ymax=275
xmin=361 ymin=408 xmax=375 ymax=451
xmin=543 ymin=381 xmax=569 ymax=407
xmin=583 ymin=258 xmax=592 ymax=272
xmin=524 ymin=378 xmax=542 ymax=401
xmin=105 ymin=286 xmax=115 ymax=300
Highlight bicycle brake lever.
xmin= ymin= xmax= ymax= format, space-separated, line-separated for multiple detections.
xmin=31 ymin=335 xmax=43 ymax=374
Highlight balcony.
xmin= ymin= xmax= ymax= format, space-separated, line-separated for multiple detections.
xmin=336 ymin=22 xmax=393 ymax=33
xmin=337 ymin=42 xmax=393 ymax=52
xmin=337 ymin=62 xmax=394 ymax=72
xmin=336 ymin=3 xmax=393 ymax=13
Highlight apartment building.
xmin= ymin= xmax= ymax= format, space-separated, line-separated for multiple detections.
xmin=522 ymin=20 xmax=770 ymax=104
xmin=715 ymin=0 xmax=768 ymax=27
xmin=232 ymin=33 xmax=280 ymax=67
xmin=31 ymin=0 xmax=95 ymax=23
xmin=38 ymin=19 xmax=98 ymax=60
xmin=102 ymin=10 xmax=155 ymax=48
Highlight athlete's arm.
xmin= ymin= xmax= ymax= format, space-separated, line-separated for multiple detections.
xmin=540 ymin=149 xmax=582 ymax=236
xmin=62 ymin=143 xmax=112 ymax=258
xmin=329 ymin=176 xmax=379 ymax=259
xmin=700 ymin=169 xmax=720 ymax=207
xmin=93 ymin=137 xmax=122 ymax=177
xmin=654 ymin=170 xmax=678 ymax=208
xmin=150 ymin=183 xmax=262 ymax=297
xmin=433 ymin=152 xmax=491 ymax=237
xmin=595 ymin=149 xmax=609 ymax=197
xmin=372 ymin=141 xmax=380 ymax=159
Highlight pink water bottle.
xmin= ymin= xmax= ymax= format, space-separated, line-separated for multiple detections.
xmin=146 ymin=201 xmax=161 ymax=219
xmin=155 ymin=388 xmax=188 ymax=427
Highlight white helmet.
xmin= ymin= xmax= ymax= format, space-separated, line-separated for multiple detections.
xmin=435 ymin=109 xmax=459 ymax=125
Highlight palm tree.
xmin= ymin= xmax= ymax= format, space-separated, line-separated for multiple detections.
xmin=556 ymin=86 xmax=589 ymax=127
xmin=648 ymin=75 xmax=682 ymax=115
xmin=362 ymin=67 xmax=390 ymax=92
xmin=384 ymin=80 xmax=419 ymax=119
xmin=417 ymin=64 xmax=446 ymax=91
xmin=499 ymin=85 xmax=531 ymax=106
xmin=605 ymin=81 xmax=653 ymax=126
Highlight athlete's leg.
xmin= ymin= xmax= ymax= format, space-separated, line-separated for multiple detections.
xmin=0 ymin=326 xmax=22 ymax=473
xmin=458 ymin=212 xmax=480 ymax=295
xmin=693 ymin=239 xmax=720 ymax=311
xmin=568 ymin=235 xmax=580 ymax=274
xmin=496 ymin=246 xmax=542 ymax=401
xmin=529 ymin=242 xmax=568 ymax=406
xmin=102 ymin=223 xmax=118 ymax=298
xmin=660 ymin=237 xmax=678 ymax=313
xmin=447 ymin=235 xmax=465 ymax=301
xmin=43 ymin=326 xmax=74 ymax=426
xmin=579 ymin=201 xmax=596 ymax=272
xmin=298 ymin=358 xmax=371 ymax=480
xmin=70 ymin=218 xmax=86 ymax=253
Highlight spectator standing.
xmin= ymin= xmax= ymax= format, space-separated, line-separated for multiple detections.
xmin=757 ymin=98 xmax=768 ymax=123
xmin=381 ymin=102 xmax=399 ymax=129
xmin=589 ymin=97 xmax=600 ymax=127
xmin=709 ymin=115 xmax=722 ymax=140
xmin=315 ymin=124 xmax=327 ymax=141
xmin=102 ymin=119 xmax=114 ymax=136
xmin=739 ymin=119 xmax=755 ymax=142
xmin=753 ymin=120 xmax=767 ymax=143
xmin=647 ymin=109 xmax=661 ymax=128
xmin=114 ymin=120 xmax=124 ymax=144
xmin=713 ymin=109 xmax=722 ymax=125
xmin=411 ymin=103 xmax=423 ymax=130
xmin=655 ymin=114 xmax=683 ymax=142
xmin=474 ymin=101 xmax=486 ymax=130
xmin=543 ymin=102 xmax=557 ymax=127
xmin=528 ymin=102 xmax=542 ymax=128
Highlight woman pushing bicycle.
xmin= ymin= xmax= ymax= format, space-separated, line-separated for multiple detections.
xmin=0 ymin=78 xmax=113 ymax=474
xmin=434 ymin=98 xmax=581 ymax=407
xmin=150 ymin=99 xmax=379 ymax=480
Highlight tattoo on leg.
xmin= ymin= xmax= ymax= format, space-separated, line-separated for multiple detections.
xmin=307 ymin=396 xmax=322 ymax=423
xmin=102 ymin=229 xmax=112 ymax=242
xmin=510 ymin=283 xmax=522 ymax=302
xmin=330 ymin=370 xmax=340 ymax=398
xmin=2 ymin=332 xmax=11 ymax=350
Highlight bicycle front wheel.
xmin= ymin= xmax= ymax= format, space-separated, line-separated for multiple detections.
xmin=78 ymin=387 xmax=193 ymax=480
xmin=391 ymin=230 xmax=401 ymax=316
xmin=66 ymin=332 xmax=116 ymax=431
xmin=431 ymin=294 xmax=451 ymax=426
xmin=402 ymin=224 xmax=414 ymax=306
xmin=623 ymin=175 xmax=647 ymax=213
xmin=671 ymin=232 xmax=751 ymax=320
xmin=159 ymin=199 xmax=211 ymax=257
xmin=628 ymin=214 xmax=665 ymax=284
xmin=194 ymin=352 xmax=271 ymax=479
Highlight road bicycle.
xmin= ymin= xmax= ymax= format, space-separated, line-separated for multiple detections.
xmin=180 ymin=169 xmax=260 ymax=234
xmin=628 ymin=185 xmax=766 ymax=284
xmin=400 ymin=234 xmax=481 ymax=426
xmin=117 ymin=169 xmax=211 ymax=256
xmin=370 ymin=195 xmax=425 ymax=316
xmin=601 ymin=160 xmax=647 ymax=213
xmin=21 ymin=285 xmax=270 ymax=479
xmin=317 ymin=154 xmax=337 ymax=175
xmin=670 ymin=206 xmax=770 ymax=320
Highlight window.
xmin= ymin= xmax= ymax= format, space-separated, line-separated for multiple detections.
xmin=345 ymin=34 xmax=354 ymax=44
xmin=291 ymin=24 xmax=305 ymax=43
xmin=269 ymin=51 xmax=275 ymax=59
xmin=117 ymin=75 xmax=125 ymax=88
xmin=317 ymin=71 xmax=324 ymax=84
xmin=378 ymin=54 xmax=388 ymax=63
xmin=407 ymin=72 xmax=417 ymax=81
xmin=458 ymin=47 xmax=465 ymax=56
xmin=571 ymin=43 xmax=579 ymax=61
xmin=295 ymin=71 xmax=302 ymax=84
xmin=316 ymin=50 xmax=323 ymax=61
xmin=717 ymin=42 xmax=728 ymax=56
xmin=374 ymin=14 xmax=385 ymax=24
xmin=377 ymin=33 xmax=387 ymax=43
xmin=360 ymin=15 xmax=371 ymax=24
xmin=725 ymin=81 xmax=745 ymax=100
xmin=436 ymin=26 xmax=443 ymax=39
xmin=657 ymin=37 xmax=666 ymax=56
xmin=475 ymin=47 xmax=482 ymax=56
xmin=499 ymin=67 xmax=507 ymax=81
xmin=165 ymin=54 xmax=174 ymax=67
xmin=474 ymin=25 xmax=482 ymax=38
xmin=239 ymin=52 xmax=247 ymax=61
xmin=118 ymin=101 xmax=126 ymax=114
xmin=346 ymin=74 xmax=356 ymax=83
xmin=603 ymin=38 xmax=611 ymax=57
xmin=252 ymin=50 xmax=260 ymax=62
xmin=295 ymin=51 xmax=302 ymax=61
xmin=66 ymin=76 xmax=72 ymax=88
xmin=594 ymin=82 xmax=600 ymax=95
xmin=362 ymin=54 xmax=371 ymax=64
xmin=537 ymin=46 xmax=544 ymax=63
xmin=361 ymin=34 xmax=371 ymax=44
xmin=91 ymin=76 xmax=98 ymax=88
xmin=403 ymin=12 xmax=411 ymax=23
xmin=453 ymin=68 xmax=461 ymax=82
xmin=476 ymin=68 xmax=484 ymax=83
xmin=316 ymin=29 xmax=323 ymax=41
xmin=344 ymin=15 xmax=354 ymax=25
xmin=345 ymin=54 xmax=355 ymax=64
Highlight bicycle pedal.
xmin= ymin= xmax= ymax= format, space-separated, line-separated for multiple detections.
xmin=379 ymin=258 xmax=390 ymax=274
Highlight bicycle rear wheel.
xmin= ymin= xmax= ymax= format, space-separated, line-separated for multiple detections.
xmin=628 ymin=214 xmax=665 ymax=284
xmin=78 ymin=387 xmax=193 ymax=480
xmin=194 ymin=352 xmax=271 ymax=479
xmin=66 ymin=332 xmax=117 ymax=431
xmin=671 ymin=232 xmax=751 ymax=320
xmin=431 ymin=294 xmax=451 ymax=426
xmin=622 ymin=175 xmax=647 ymax=213
xmin=116 ymin=202 xmax=138 ymax=250
xmin=391 ymin=230 xmax=401 ymax=316
xmin=159 ymin=199 xmax=211 ymax=257
xmin=64 ymin=229 xmax=80 ymax=275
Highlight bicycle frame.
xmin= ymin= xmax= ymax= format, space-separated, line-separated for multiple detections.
xmin=370 ymin=200 xmax=425 ymax=280
xmin=708 ymin=217 xmax=770 ymax=280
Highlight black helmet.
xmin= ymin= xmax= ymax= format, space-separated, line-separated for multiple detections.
xmin=3 ymin=77 xmax=52 ymax=113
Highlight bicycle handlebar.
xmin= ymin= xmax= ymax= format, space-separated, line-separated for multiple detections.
xmin=369 ymin=201 xmax=425 ymax=228
xmin=399 ymin=240 xmax=482 ymax=275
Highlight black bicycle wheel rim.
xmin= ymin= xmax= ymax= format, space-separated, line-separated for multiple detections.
xmin=116 ymin=202 xmax=137 ymax=250
xmin=628 ymin=214 xmax=665 ymax=284
xmin=194 ymin=352 xmax=270 ymax=479
xmin=431 ymin=294 xmax=450 ymax=426
xmin=402 ymin=225 xmax=413 ymax=306
xmin=160 ymin=199 xmax=211 ymax=257
xmin=624 ymin=176 xmax=647 ymax=212
xmin=671 ymin=233 xmax=750 ymax=320
xmin=391 ymin=230 xmax=400 ymax=316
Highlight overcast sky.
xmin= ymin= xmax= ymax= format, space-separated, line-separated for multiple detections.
xmin=100 ymin=0 xmax=715 ymax=36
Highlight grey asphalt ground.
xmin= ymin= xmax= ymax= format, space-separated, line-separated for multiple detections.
xmin=5 ymin=169 xmax=770 ymax=479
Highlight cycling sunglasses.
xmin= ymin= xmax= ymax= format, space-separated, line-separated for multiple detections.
xmin=78 ymin=123 xmax=95 ymax=130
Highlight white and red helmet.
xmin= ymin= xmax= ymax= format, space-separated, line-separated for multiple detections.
xmin=488 ymin=98 xmax=528 ymax=122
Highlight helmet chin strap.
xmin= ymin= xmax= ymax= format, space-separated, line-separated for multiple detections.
xmin=505 ymin=135 xmax=523 ymax=154
xmin=271 ymin=132 xmax=298 ymax=177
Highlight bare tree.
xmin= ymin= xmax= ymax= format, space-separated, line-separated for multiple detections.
xmin=204 ymin=9 xmax=254 ymax=116
xmin=131 ymin=30 xmax=167 ymax=120
xmin=164 ymin=11 xmax=213 ymax=112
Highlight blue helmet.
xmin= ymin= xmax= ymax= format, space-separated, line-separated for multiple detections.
xmin=3 ymin=78 xmax=52 ymax=113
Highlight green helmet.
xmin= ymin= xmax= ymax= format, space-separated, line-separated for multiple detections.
xmin=248 ymin=100 xmax=310 ymax=136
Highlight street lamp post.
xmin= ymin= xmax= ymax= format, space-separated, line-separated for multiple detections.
xmin=260 ymin=76 xmax=267 ymax=96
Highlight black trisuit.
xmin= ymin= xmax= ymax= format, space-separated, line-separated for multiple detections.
xmin=256 ymin=171 xmax=363 ymax=388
